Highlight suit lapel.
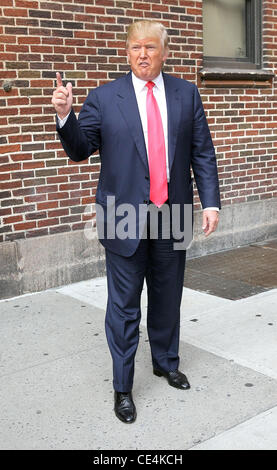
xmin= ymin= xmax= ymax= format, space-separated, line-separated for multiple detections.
xmin=116 ymin=71 xmax=148 ymax=170
xmin=162 ymin=71 xmax=182 ymax=174
xmin=116 ymin=71 xmax=182 ymax=175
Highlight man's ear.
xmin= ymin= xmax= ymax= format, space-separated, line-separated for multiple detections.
xmin=162 ymin=47 xmax=170 ymax=63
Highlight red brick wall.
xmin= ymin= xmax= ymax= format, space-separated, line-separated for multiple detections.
xmin=0 ymin=0 xmax=276 ymax=242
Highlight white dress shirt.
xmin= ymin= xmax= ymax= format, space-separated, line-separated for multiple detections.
xmin=131 ymin=71 xmax=170 ymax=182
xmin=57 ymin=73 xmax=218 ymax=211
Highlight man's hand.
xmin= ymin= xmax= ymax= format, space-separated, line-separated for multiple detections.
xmin=202 ymin=210 xmax=219 ymax=237
xmin=51 ymin=72 xmax=73 ymax=120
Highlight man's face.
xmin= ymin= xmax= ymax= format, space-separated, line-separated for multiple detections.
xmin=127 ymin=35 xmax=168 ymax=81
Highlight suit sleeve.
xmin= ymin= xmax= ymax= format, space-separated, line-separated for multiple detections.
xmin=191 ymin=85 xmax=221 ymax=210
xmin=56 ymin=89 xmax=101 ymax=162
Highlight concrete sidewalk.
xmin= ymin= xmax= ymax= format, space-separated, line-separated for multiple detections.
xmin=1 ymin=274 xmax=277 ymax=450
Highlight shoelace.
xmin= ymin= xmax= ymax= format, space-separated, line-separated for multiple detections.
xmin=118 ymin=393 xmax=132 ymax=408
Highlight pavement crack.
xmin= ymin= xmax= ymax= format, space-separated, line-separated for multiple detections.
xmin=0 ymin=346 xmax=97 ymax=380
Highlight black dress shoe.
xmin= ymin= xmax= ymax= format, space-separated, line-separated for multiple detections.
xmin=153 ymin=368 xmax=191 ymax=390
xmin=114 ymin=391 xmax=137 ymax=423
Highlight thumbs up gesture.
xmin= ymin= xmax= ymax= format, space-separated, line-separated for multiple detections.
xmin=51 ymin=72 xmax=73 ymax=120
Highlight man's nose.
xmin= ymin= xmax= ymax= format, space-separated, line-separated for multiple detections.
xmin=139 ymin=47 xmax=147 ymax=57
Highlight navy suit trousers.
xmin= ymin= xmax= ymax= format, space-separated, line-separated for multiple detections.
xmin=104 ymin=205 xmax=186 ymax=392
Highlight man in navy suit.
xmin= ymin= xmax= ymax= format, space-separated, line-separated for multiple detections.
xmin=52 ymin=20 xmax=220 ymax=424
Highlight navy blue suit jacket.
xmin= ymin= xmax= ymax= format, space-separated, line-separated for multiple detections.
xmin=57 ymin=71 xmax=221 ymax=256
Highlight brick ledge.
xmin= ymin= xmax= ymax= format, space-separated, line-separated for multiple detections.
xmin=199 ymin=67 xmax=275 ymax=88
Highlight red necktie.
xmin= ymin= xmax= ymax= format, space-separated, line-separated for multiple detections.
xmin=146 ymin=81 xmax=168 ymax=207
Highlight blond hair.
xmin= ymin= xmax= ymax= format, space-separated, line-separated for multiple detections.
xmin=126 ymin=20 xmax=169 ymax=52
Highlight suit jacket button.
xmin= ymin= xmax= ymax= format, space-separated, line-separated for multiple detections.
xmin=145 ymin=176 xmax=149 ymax=180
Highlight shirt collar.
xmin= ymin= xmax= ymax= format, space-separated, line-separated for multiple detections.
xmin=131 ymin=71 xmax=164 ymax=93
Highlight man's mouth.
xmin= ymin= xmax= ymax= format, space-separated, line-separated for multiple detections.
xmin=139 ymin=62 xmax=149 ymax=67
